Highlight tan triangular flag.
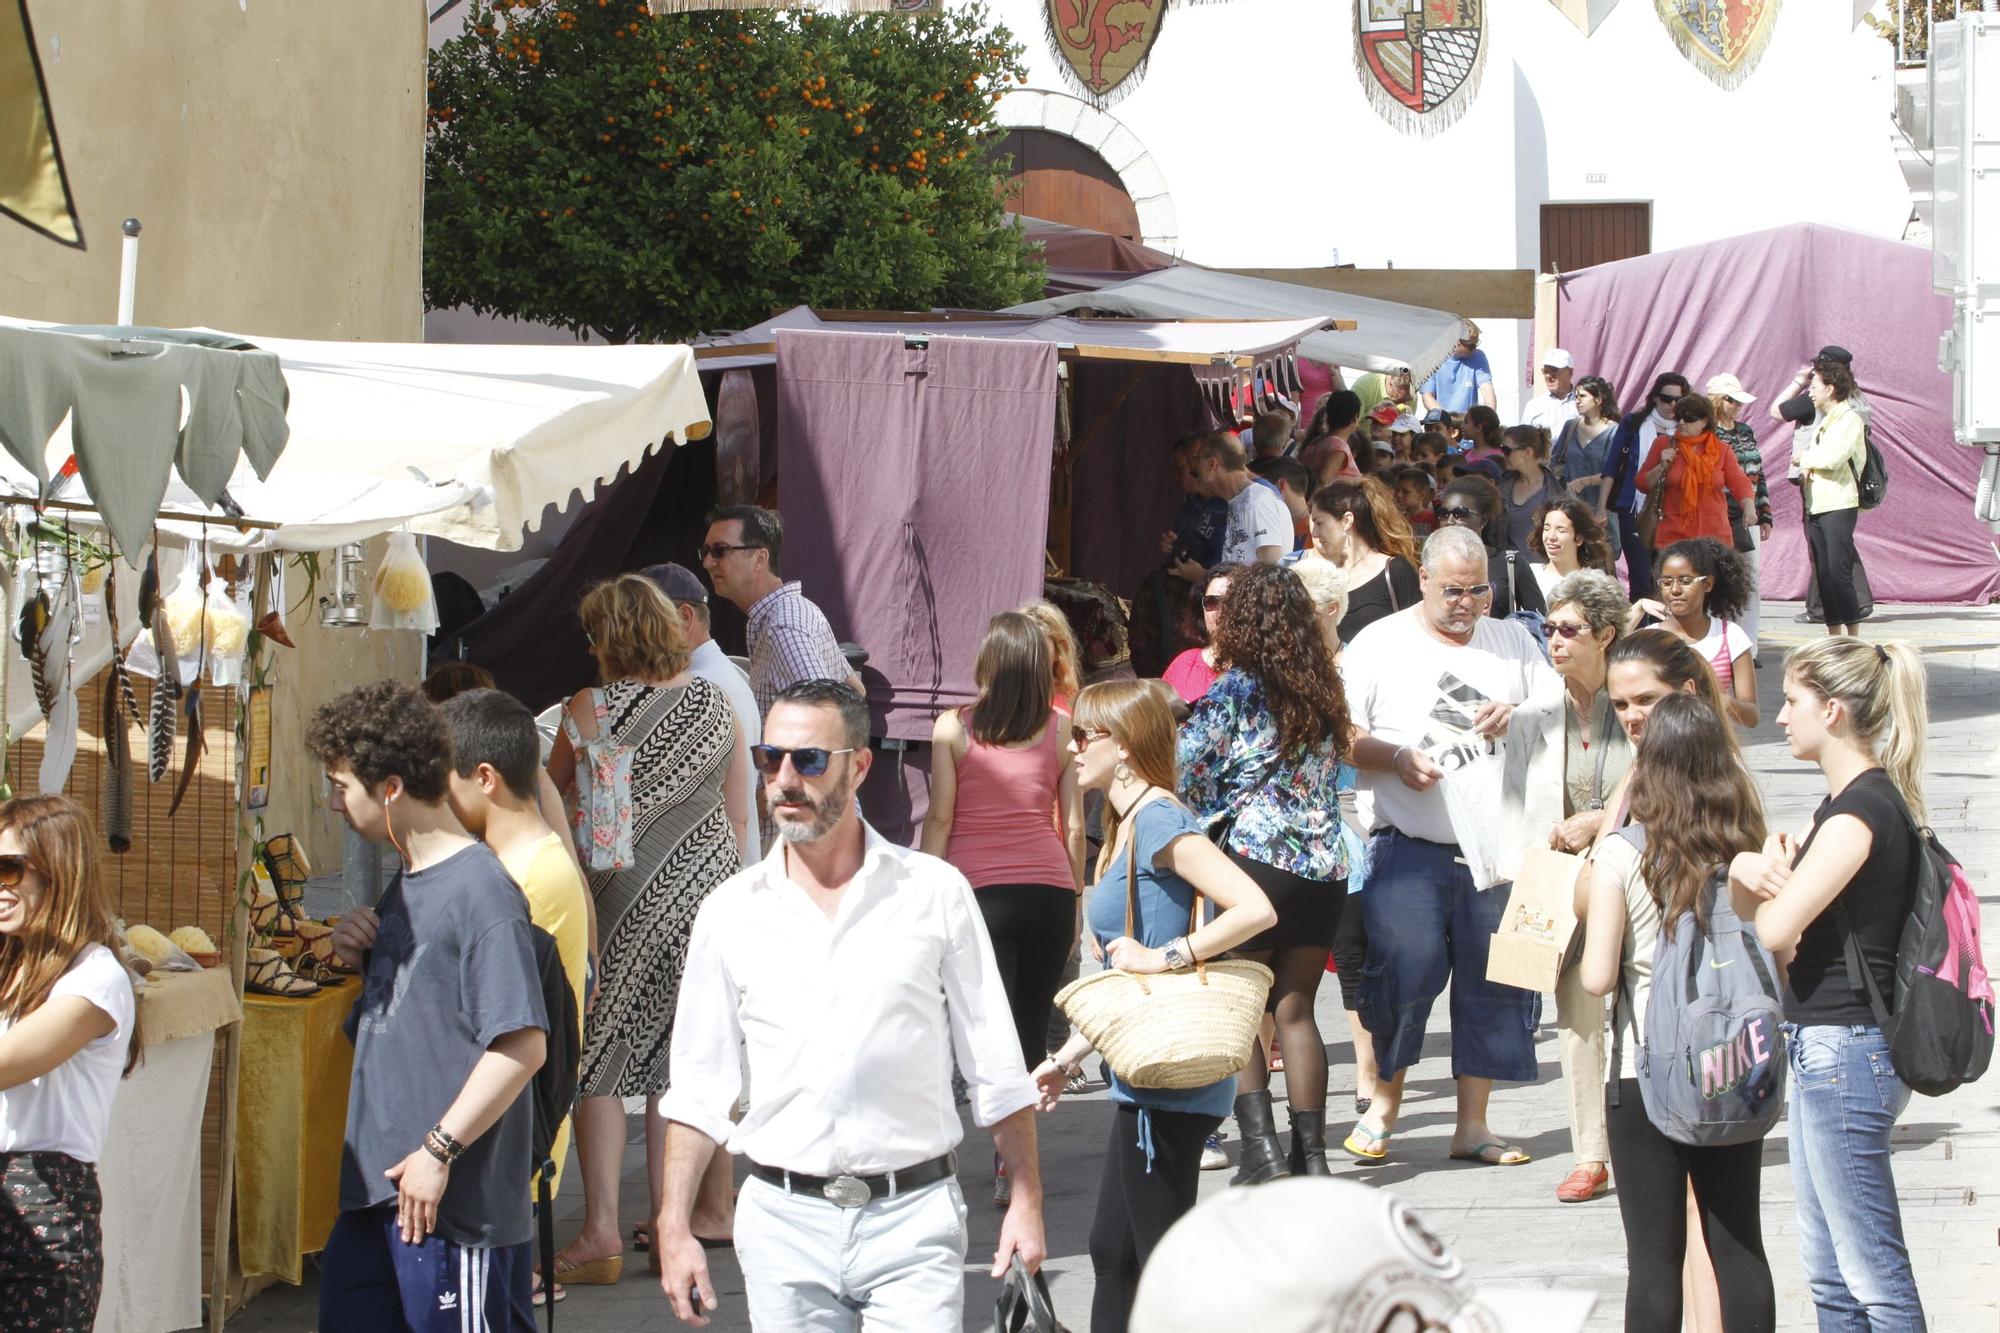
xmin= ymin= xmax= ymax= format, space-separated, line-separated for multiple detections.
xmin=0 ymin=0 xmax=82 ymax=248
xmin=1548 ymin=0 xmax=1620 ymax=37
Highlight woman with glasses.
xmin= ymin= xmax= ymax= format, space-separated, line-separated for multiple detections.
xmin=1630 ymin=537 xmax=1759 ymax=729
xmin=1498 ymin=571 xmax=1633 ymax=1207
xmin=1303 ymin=479 xmax=1421 ymax=643
xmin=0 ymin=795 xmax=140 ymax=1328
xmin=1635 ymin=394 xmax=1756 ymax=552
xmin=1033 ymin=680 xmax=1274 ymax=1333
xmin=1161 ymin=567 xmax=1241 ymax=703
xmin=1178 ymin=564 xmax=1351 ymax=1182
xmin=1433 ymin=476 xmax=1547 ymax=620
xmin=921 ymin=612 xmax=1085 ymax=1205
xmin=1603 ymin=374 xmax=1693 ymax=600
xmin=1498 ymin=425 xmax=1560 ymax=558
xmin=1527 ymin=499 xmax=1612 ymax=604
xmin=546 ymin=574 xmax=751 ymax=1283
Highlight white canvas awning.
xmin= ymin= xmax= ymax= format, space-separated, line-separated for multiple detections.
xmin=1001 ymin=267 xmax=1471 ymax=382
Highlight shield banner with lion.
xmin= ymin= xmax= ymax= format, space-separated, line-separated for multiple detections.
xmin=1655 ymin=0 xmax=1779 ymax=89
xmin=1354 ymin=0 xmax=1486 ymax=137
xmin=1043 ymin=0 xmax=1166 ymax=104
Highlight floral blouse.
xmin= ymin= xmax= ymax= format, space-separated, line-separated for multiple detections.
xmin=1177 ymin=668 xmax=1350 ymax=884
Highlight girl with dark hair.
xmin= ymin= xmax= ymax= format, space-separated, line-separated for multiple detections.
xmin=1604 ymin=629 xmax=1737 ymax=753
xmin=1794 ymin=359 xmax=1869 ymax=637
xmin=0 ymin=795 xmax=140 ymax=1329
xmin=1160 ymin=567 xmax=1241 ymax=703
xmin=1498 ymin=424 xmax=1560 ymax=557
xmin=1636 ymin=394 xmax=1755 ymax=551
xmin=1177 ymin=563 xmax=1351 ymax=1183
xmin=1631 ymin=538 xmax=1758 ymax=729
xmin=1556 ymin=375 xmax=1621 ymax=523
xmin=1729 ymin=638 xmax=1932 ymax=1327
xmin=1527 ymin=499 xmax=1612 ymax=602
xmin=1579 ymin=694 xmax=1776 ymax=1333
xmin=1434 ymin=476 xmax=1547 ymax=619
xmin=1461 ymin=404 xmax=1505 ymax=462
xmin=1304 ymin=479 xmax=1421 ymax=643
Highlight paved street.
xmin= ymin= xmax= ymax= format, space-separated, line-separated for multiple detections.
xmin=228 ymin=602 xmax=2000 ymax=1332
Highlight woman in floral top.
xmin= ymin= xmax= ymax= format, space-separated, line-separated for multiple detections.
xmin=1177 ymin=562 xmax=1351 ymax=1183
xmin=1707 ymin=373 xmax=1773 ymax=644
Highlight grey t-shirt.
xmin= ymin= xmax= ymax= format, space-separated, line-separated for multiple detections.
xmin=340 ymin=842 xmax=547 ymax=1248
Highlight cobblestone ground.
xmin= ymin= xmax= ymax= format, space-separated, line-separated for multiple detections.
xmin=229 ymin=603 xmax=1999 ymax=1332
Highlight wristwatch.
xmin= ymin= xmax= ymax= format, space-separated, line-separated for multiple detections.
xmin=1163 ymin=936 xmax=1195 ymax=973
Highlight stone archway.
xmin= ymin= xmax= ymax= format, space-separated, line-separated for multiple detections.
xmin=993 ymin=89 xmax=1179 ymax=254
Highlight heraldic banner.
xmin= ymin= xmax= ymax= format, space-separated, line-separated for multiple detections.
xmin=1354 ymin=0 xmax=1487 ymax=137
xmin=1042 ymin=1 xmax=1237 ymax=107
xmin=1655 ymin=0 xmax=1779 ymax=89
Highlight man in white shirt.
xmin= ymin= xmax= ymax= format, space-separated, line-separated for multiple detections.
xmin=655 ymin=680 xmax=1046 ymax=1329
xmin=644 ymin=562 xmax=761 ymax=861
xmin=1521 ymin=348 xmax=1579 ymax=439
xmin=1190 ymin=430 xmax=1292 ymax=565
xmin=1338 ymin=526 xmax=1558 ymax=1169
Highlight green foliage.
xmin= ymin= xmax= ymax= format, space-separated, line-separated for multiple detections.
xmin=425 ymin=0 xmax=1046 ymax=344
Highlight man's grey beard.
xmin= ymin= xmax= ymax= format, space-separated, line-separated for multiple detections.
xmin=772 ymin=775 xmax=854 ymax=844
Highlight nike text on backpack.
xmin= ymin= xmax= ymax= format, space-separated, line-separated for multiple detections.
xmin=1835 ymin=804 xmax=1994 ymax=1097
xmin=1613 ymin=829 xmax=1787 ymax=1147
xmin=529 ymin=924 xmax=582 ymax=1332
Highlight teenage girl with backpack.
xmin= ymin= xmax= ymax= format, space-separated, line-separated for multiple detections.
xmin=1728 ymin=637 xmax=1931 ymax=1327
xmin=1578 ymin=694 xmax=1776 ymax=1333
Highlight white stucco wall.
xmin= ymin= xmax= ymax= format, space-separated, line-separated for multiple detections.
xmin=978 ymin=0 xmax=1913 ymax=415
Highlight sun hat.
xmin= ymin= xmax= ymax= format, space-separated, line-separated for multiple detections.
xmin=1540 ymin=348 xmax=1575 ymax=370
xmin=1130 ymin=1179 xmax=1596 ymax=1333
xmin=1704 ymin=373 xmax=1757 ymax=404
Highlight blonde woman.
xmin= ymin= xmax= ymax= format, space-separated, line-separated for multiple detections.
xmin=1033 ymin=680 xmax=1274 ymax=1333
xmin=546 ymin=575 xmax=750 ymax=1281
xmin=1017 ymin=598 xmax=1083 ymax=711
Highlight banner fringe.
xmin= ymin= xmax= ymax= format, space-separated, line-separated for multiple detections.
xmin=1653 ymin=0 xmax=1777 ymax=91
xmin=1351 ymin=15 xmax=1487 ymax=139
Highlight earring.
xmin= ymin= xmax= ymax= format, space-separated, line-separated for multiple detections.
xmin=1114 ymin=760 xmax=1134 ymax=784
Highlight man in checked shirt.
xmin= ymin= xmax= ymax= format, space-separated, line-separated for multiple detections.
xmin=700 ymin=504 xmax=863 ymax=719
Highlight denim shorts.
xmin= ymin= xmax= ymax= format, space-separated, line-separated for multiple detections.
xmin=1357 ymin=829 xmax=1541 ymax=1081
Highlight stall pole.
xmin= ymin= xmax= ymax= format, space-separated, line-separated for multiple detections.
xmin=117 ymin=219 xmax=142 ymax=326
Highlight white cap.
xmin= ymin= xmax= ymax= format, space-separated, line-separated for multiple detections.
xmin=1541 ymin=348 xmax=1575 ymax=370
xmin=1390 ymin=414 xmax=1420 ymax=434
xmin=1130 ymin=1179 xmax=1596 ymax=1333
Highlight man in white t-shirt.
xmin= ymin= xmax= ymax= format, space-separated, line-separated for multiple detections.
xmin=1338 ymin=526 xmax=1559 ymax=1167
xmin=1190 ymin=430 xmax=1292 ymax=566
xmin=1521 ymin=348 xmax=1579 ymax=439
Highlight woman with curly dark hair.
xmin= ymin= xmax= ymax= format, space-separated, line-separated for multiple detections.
xmin=1526 ymin=498 xmax=1613 ymax=603
xmin=1629 ymin=537 xmax=1758 ymax=729
xmin=1177 ymin=562 xmax=1351 ymax=1183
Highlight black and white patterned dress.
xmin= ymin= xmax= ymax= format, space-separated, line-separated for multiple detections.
xmin=580 ymin=677 xmax=738 ymax=1099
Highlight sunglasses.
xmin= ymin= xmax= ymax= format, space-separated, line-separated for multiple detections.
xmin=1439 ymin=583 xmax=1493 ymax=602
xmin=0 ymin=854 xmax=36 ymax=887
xmin=697 ymin=542 xmax=761 ymax=562
xmin=1201 ymin=594 xmax=1227 ymax=610
xmin=1656 ymin=392 xmax=1684 ymax=405
xmin=1546 ymin=621 xmax=1590 ymax=641
xmin=749 ymin=744 xmax=858 ymax=777
xmin=1070 ymin=726 xmax=1110 ymax=749
xmin=1435 ymin=505 xmax=1479 ymax=524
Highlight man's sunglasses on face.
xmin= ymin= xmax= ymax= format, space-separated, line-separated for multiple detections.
xmin=1439 ymin=583 xmax=1492 ymax=602
xmin=750 ymin=745 xmax=858 ymax=777
xmin=698 ymin=542 xmax=761 ymax=562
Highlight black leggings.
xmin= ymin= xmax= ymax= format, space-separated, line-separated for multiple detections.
xmin=975 ymin=883 xmax=1076 ymax=1069
xmin=1089 ymin=1105 xmax=1220 ymax=1333
xmin=1605 ymin=1080 xmax=1775 ymax=1333
xmin=1331 ymin=886 xmax=1368 ymax=1009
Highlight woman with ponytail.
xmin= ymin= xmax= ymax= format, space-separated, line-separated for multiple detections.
xmin=0 ymin=795 xmax=139 ymax=1328
xmin=1302 ymin=478 xmax=1421 ymax=643
xmin=1728 ymin=638 xmax=1931 ymax=1327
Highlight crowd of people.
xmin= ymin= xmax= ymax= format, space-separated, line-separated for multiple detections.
xmin=0 ymin=356 xmax=1942 ymax=1333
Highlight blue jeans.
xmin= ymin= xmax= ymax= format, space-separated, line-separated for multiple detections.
xmin=1785 ymin=1024 xmax=1926 ymax=1331
xmin=1358 ymin=830 xmax=1540 ymax=1081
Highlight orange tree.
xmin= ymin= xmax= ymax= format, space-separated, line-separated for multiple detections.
xmin=425 ymin=0 xmax=1045 ymax=343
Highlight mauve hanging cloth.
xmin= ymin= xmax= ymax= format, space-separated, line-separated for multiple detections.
xmin=774 ymin=329 xmax=1057 ymax=743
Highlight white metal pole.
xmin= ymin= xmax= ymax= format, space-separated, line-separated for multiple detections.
xmin=116 ymin=217 xmax=141 ymax=325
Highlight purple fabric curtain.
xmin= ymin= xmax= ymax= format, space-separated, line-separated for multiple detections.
xmin=1556 ymin=223 xmax=1999 ymax=605
xmin=1066 ymin=363 xmax=1212 ymax=599
xmin=774 ymin=329 xmax=1059 ymax=751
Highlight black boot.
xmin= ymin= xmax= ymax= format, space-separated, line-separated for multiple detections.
xmin=1288 ymin=1109 xmax=1333 ymax=1177
xmin=1230 ymin=1091 xmax=1292 ymax=1186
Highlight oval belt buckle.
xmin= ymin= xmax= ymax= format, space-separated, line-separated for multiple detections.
xmin=823 ymin=1175 xmax=871 ymax=1208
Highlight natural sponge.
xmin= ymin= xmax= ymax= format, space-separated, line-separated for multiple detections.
xmin=125 ymin=924 xmax=173 ymax=965
xmin=169 ymin=925 xmax=217 ymax=955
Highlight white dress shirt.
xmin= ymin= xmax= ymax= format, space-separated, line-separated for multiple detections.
xmin=659 ymin=824 xmax=1038 ymax=1176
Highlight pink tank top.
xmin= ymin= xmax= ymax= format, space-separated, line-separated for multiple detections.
xmin=945 ymin=713 xmax=1076 ymax=891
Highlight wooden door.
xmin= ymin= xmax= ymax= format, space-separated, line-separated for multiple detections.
xmin=1540 ymin=202 xmax=1652 ymax=275
xmin=989 ymin=128 xmax=1141 ymax=240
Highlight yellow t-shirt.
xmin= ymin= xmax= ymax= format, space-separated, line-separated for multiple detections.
xmin=499 ymin=831 xmax=590 ymax=1201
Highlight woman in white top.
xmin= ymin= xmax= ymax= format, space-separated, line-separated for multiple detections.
xmin=1526 ymin=498 xmax=1613 ymax=604
xmin=0 ymin=794 xmax=138 ymax=1329
xmin=1628 ymin=537 xmax=1758 ymax=729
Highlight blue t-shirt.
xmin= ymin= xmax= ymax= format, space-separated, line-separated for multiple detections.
xmin=1086 ymin=798 xmax=1236 ymax=1118
xmin=1168 ymin=495 xmax=1228 ymax=569
xmin=1421 ymin=349 xmax=1493 ymax=413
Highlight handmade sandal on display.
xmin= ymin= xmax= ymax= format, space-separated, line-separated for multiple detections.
xmin=244 ymin=948 xmax=320 ymax=998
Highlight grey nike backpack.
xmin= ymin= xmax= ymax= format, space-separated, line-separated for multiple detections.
xmin=1615 ymin=828 xmax=1788 ymax=1147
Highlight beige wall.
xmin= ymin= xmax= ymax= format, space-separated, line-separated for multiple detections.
xmin=1 ymin=0 xmax=429 ymax=869
xmin=0 ymin=0 xmax=425 ymax=340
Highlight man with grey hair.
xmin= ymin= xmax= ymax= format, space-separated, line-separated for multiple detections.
xmin=1338 ymin=526 xmax=1559 ymax=1167
xmin=656 ymin=680 xmax=1045 ymax=1329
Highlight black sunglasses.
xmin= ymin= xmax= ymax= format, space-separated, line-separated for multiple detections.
xmin=0 ymin=854 xmax=36 ymax=887
xmin=750 ymin=744 xmax=858 ymax=777
xmin=698 ymin=542 xmax=761 ymax=562
xmin=1201 ymin=594 xmax=1226 ymax=610
xmin=1435 ymin=505 xmax=1479 ymax=524
xmin=1655 ymin=391 xmax=1684 ymax=405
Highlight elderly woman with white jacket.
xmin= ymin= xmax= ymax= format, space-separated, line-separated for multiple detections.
xmin=1496 ymin=569 xmax=1633 ymax=1206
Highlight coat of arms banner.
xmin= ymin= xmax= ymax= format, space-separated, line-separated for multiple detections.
xmin=1354 ymin=0 xmax=1487 ymax=137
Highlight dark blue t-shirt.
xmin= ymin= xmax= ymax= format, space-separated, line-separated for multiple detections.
xmin=1169 ymin=495 xmax=1228 ymax=570
xmin=341 ymin=842 xmax=547 ymax=1247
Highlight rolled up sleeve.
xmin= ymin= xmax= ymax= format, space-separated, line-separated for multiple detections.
xmin=939 ymin=875 xmax=1038 ymax=1128
xmin=656 ymin=900 xmax=744 ymax=1147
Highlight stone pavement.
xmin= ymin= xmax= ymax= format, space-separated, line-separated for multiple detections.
xmin=223 ymin=602 xmax=1999 ymax=1332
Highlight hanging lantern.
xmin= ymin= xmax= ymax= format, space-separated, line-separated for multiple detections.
xmin=318 ymin=544 xmax=368 ymax=628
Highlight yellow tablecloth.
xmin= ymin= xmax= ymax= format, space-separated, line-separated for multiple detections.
xmin=235 ymin=976 xmax=357 ymax=1285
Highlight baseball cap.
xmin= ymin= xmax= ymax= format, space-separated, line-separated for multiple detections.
xmin=1540 ymin=348 xmax=1575 ymax=370
xmin=641 ymin=562 xmax=708 ymax=605
xmin=1130 ymin=1179 xmax=1596 ymax=1333
xmin=1390 ymin=414 xmax=1420 ymax=434
xmin=1817 ymin=344 xmax=1853 ymax=365
xmin=1423 ymin=408 xmax=1453 ymax=426
xmin=1370 ymin=402 xmax=1401 ymax=426
xmin=1705 ymin=372 xmax=1757 ymax=404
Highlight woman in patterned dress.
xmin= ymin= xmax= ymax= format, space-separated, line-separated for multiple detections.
xmin=546 ymin=575 xmax=750 ymax=1284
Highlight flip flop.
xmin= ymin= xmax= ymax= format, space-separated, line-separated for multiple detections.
xmin=1342 ymin=1122 xmax=1390 ymax=1161
xmin=531 ymin=1276 xmax=565 ymax=1308
xmin=1449 ymin=1141 xmax=1532 ymax=1166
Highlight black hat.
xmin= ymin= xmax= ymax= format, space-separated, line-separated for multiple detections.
xmin=1816 ymin=344 xmax=1853 ymax=365
xmin=642 ymin=562 xmax=708 ymax=605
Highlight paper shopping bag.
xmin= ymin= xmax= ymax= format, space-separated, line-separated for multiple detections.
xmin=1485 ymin=845 xmax=1588 ymax=993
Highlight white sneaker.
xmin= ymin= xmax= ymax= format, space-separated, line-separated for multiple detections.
xmin=1200 ymin=1133 xmax=1228 ymax=1171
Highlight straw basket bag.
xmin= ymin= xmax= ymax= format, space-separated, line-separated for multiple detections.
xmin=1055 ymin=819 xmax=1273 ymax=1090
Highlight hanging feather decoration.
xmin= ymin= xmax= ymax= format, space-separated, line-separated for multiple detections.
xmin=147 ymin=607 xmax=180 ymax=785
xmin=100 ymin=679 xmax=132 ymax=852
xmin=21 ymin=588 xmax=54 ymax=718
xmin=167 ymin=688 xmax=204 ymax=817
xmin=103 ymin=561 xmax=143 ymax=732
xmin=136 ymin=547 xmax=159 ymax=629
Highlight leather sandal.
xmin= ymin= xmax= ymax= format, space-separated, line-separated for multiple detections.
xmin=244 ymin=948 xmax=320 ymax=997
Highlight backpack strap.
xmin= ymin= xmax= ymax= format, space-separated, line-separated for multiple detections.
xmin=1500 ymin=550 xmax=1517 ymax=618
xmin=538 ymin=1164 xmax=558 ymax=1333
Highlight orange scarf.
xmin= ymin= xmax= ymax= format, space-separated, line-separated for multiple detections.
xmin=1675 ymin=430 xmax=1723 ymax=518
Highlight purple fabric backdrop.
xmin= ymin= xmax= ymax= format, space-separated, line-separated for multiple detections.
xmin=1066 ymin=363 xmax=1213 ymax=600
xmin=1556 ymin=223 xmax=1999 ymax=605
xmin=774 ymin=329 xmax=1058 ymax=746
